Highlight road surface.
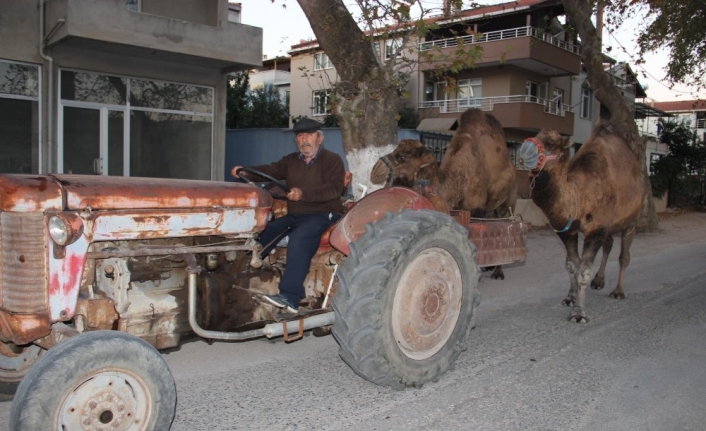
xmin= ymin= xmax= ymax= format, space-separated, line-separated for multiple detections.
xmin=2 ymin=210 xmax=705 ymax=430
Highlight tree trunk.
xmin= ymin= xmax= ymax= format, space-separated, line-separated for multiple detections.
xmin=297 ymin=0 xmax=399 ymax=198
xmin=561 ymin=0 xmax=658 ymax=232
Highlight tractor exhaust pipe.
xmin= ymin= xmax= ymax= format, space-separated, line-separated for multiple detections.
xmin=183 ymin=254 xmax=334 ymax=341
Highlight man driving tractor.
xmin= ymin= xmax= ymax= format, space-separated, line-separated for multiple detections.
xmin=230 ymin=118 xmax=345 ymax=314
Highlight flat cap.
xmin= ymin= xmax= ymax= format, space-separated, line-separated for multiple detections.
xmin=292 ymin=118 xmax=322 ymax=134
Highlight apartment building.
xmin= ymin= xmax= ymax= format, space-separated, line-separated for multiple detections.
xmin=1 ymin=0 xmax=262 ymax=180
xmin=647 ymin=100 xmax=706 ymax=140
xmin=288 ymin=0 xmax=580 ymax=155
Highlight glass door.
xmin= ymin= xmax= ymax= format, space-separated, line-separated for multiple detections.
xmin=62 ymin=106 xmax=124 ymax=175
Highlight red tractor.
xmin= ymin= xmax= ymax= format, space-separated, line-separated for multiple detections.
xmin=0 ymin=172 xmax=526 ymax=430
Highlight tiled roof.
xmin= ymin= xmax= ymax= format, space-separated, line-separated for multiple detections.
xmin=650 ymin=100 xmax=706 ymax=113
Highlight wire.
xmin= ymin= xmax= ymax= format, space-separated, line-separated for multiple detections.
xmin=603 ymin=27 xmax=694 ymax=95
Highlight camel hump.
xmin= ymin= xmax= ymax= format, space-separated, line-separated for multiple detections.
xmin=458 ymin=108 xmax=504 ymax=139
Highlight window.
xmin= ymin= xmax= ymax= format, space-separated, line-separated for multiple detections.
xmin=649 ymin=153 xmax=663 ymax=174
xmin=526 ymin=80 xmax=540 ymax=102
xmin=428 ymin=82 xmax=447 ymax=101
xmin=385 ymin=39 xmax=403 ymax=60
xmin=126 ymin=0 xmax=140 ymax=11
xmin=677 ymin=114 xmax=692 ymax=126
xmin=313 ymin=90 xmax=331 ymax=116
xmin=314 ymin=52 xmax=333 ymax=70
xmin=425 ymin=82 xmax=434 ymax=101
xmin=458 ymin=79 xmax=482 ymax=107
xmin=59 ymin=69 xmax=214 ymax=179
xmin=548 ymin=88 xmax=564 ymax=114
xmin=0 ymin=60 xmax=40 ymax=173
xmin=581 ymin=87 xmax=592 ymax=119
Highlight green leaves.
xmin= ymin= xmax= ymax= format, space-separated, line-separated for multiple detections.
xmin=650 ymin=120 xmax=706 ymax=205
xmin=225 ymin=72 xmax=289 ymax=129
xmin=605 ymin=0 xmax=706 ymax=94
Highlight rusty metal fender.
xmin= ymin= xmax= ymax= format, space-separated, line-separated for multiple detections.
xmin=328 ymin=187 xmax=437 ymax=256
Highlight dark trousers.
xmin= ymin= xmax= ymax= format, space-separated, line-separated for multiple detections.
xmin=258 ymin=212 xmax=341 ymax=306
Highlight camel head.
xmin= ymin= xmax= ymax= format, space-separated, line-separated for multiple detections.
xmin=518 ymin=128 xmax=572 ymax=172
xmin=370 ymin=139 xmax=438 ymax=187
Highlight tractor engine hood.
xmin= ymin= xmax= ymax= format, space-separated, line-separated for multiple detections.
xmin=0 ymin=174 xmax=272 ymax=212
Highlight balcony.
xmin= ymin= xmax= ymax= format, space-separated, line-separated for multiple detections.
xmin=44 ymin=0 xmax=262 ymax=72
xmin=419 ymin=26 xmax=581 ymax=76
xmin=419 ymin=95 xmax=575 ymax=135
xmin=250 ymin=69 xmax=291 ymax=88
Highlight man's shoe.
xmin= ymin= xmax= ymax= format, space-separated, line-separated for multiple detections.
xmin=262 ymin=294 xmax=298 ymax=314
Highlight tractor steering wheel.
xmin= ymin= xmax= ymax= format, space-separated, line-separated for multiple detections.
xmin=237 ymin=167 xmax=290 ymax=200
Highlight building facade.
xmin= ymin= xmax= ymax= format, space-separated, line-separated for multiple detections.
xmin=1 ymin=0 xmax=262 ymax=180
xmin=287 ymin=0 xmax=580 ymax=159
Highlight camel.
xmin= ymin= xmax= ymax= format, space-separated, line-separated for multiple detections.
xmin=518 ymin=120 xmax=644 ymax=323
xmin=370 ymin=108 xmax=518 ymax=279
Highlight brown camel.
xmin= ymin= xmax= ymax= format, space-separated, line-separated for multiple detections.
xmin=518 ymin=120 xmax=644 ymax=323
xmin=370 ymin=108 xmax=518 ymax=279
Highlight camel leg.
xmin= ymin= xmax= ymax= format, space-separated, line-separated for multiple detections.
xmin=590 ymin=235 xmax=614 ymax=290
xmin=571 ymin=232 xmax=606 ymax=323
xmin=490 ymin=265 xmax=504 ymax=280
xmin=609 ymin=227 xmax=636 ymax=299
xmin=558 ymin=232 xmax=580 ymax=307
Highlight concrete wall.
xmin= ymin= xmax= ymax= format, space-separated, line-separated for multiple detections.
xmin=515 ymin=198 xmax=549 ymax=227
xmin=0 ymin=3 xmax=44 ymax=64
xmin=142 ymin=0 xmax=219 ymax=27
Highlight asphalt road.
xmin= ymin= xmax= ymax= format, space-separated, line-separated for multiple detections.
xmin=2 ymin=211 xmax=705 ymax=431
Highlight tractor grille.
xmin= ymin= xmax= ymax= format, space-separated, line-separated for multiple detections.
xmin=0 ymin=212 xmax=48 ymax=313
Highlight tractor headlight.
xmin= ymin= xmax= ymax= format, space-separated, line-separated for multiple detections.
xmin=48 ymin=214 xmax=84 ymax=246
xmin=49 ymin=216 xmax=69 ymax=245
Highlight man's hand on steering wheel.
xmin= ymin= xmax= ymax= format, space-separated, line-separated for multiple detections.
xmin=286 ymin=187 xmax=303 ymax=201
xmin=232 ymin=166 xmax=291 ymax=200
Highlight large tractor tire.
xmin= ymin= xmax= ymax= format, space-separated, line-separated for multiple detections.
xmin=0 ymin=343 xmax=44 ymax=396
xmin=10 ymin=331 xmax=176 ymax=431
xmin=332 ymin=210 xmax=479 ymax=389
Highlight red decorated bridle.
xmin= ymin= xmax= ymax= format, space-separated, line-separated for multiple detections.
xmin=525 ymin=137 xmax=560 ymax=178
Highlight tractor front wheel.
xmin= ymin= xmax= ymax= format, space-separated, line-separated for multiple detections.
xmin=10 ymin=331 xmax=176 ymax=431
xmin=0 ymin=342 xmax=44 ymax=396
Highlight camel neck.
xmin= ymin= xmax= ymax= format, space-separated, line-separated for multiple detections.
xmin=532 ymin=163 xmax=577 ymax=231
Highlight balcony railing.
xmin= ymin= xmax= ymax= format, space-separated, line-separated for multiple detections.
xmin=419 ymin=95 xmax=572 ymax=116
xmin=419 ymin=26 xmax=581 ymax=55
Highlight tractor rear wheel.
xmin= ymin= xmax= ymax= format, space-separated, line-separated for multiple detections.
xmin=332 ymin=210 xmax=479 ymax=389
